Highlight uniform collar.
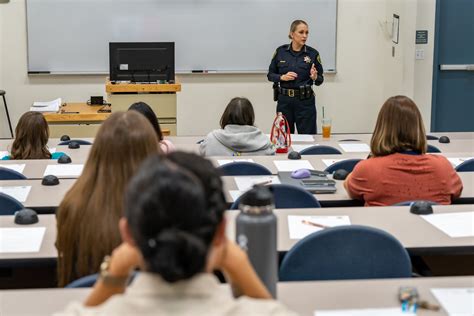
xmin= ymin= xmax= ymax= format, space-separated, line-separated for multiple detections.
xmin=127 ymin=272 xmax=225 ymax=298
xmin=287 ymin=42 xmax=307 ymax=53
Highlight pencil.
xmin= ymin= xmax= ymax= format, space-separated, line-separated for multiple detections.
xmin=301 ymin=219 xmax=329 ymax=229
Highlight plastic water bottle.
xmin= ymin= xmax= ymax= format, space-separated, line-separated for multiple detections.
xmin=236 ymin=186 xmax=278 ymax=297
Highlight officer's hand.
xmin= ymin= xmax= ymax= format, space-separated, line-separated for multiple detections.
xmin=310 ymin=64 xmax=318 ymax=81
xmin=281 ymin=72 xmax=298 ymax=81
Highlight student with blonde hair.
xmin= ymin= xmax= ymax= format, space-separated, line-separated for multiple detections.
xmin=56 ymin=111 xmax=159 ymax=287
xmin=344 ymin=95 xmax=462 ymax=206
xmin=1 ymin=111 xmax=64 ymax=160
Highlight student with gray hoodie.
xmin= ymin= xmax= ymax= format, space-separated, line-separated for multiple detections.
xmin=200 ymin=97 xmax=275 ymax=156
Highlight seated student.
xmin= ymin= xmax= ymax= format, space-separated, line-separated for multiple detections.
xmin=1 ymin=111 xmax=64 ymax=160
xmin=128 ymin=102 xmax=175 ymax=154
xmin=200 ymin=97 xmax=275 ymax=156
xmin=57 ymin=154 xmax=295 ymax=315
xmin=344 ymin=95 xmax=462 ymax=206
xmin=56 ymin=111 xmax=159 ymax=287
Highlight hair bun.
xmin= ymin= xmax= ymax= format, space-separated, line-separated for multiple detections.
xmin=144 ymin=228 xmax=208 ymax=283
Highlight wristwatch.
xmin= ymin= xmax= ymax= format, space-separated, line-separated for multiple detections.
xmin=99 ymin=255 xmax=130 ymax=287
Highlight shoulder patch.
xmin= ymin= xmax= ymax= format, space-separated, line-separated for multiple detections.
xmin=272 ymin=50 xmax=277 ymax=59
xmin=317 ymin=54 xmax=322 ymax=64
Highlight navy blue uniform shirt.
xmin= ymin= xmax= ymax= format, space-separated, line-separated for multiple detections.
xmin=267 ymin=44 xmax=324 ymax=89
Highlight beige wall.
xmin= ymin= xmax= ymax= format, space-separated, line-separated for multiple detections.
xmin=0 ymin=0 xmax=436 ymax=138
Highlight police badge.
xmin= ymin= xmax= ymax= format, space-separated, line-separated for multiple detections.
xmin=304 ymin=56 xmax=311 ymax=64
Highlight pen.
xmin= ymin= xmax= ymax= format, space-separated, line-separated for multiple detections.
xmin=253 ymin=179 xmax=272 ymax=186
xmin=301 ymin=219 xmax=329 ymax=229
xmin=62 ymin=111 xmax=80 ymax=114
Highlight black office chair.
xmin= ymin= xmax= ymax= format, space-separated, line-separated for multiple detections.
xmin=0 ymin=90 xmax=14 ymax=138
xmin=0 ymin=167 xmax=27 ymax=180
xmin=455 ymin=158 xmax=474 ymax=172
xmin=324 ymin=159 xmax=363 ymax=174
xmin=427 ymin=145 xmax=441 ymax=153
xmin=218 ymin=161 xmax=272 ymax=176
xmin=299 ymin=145 xmax=342 ymax=155
xmin=0 ymin=192 xmax=24 ymax=216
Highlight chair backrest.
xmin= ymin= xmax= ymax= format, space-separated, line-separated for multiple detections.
xmin=218 ymin=162 xmax=272 ymax=176
xmin=58 ymin=139 xmax=92 ymax=146
xmin=0 ymin=167 xmax=27 ymax=180
xmin=66 ymin=271 xmax=138 ymax=288
xmin=0 ymin=192 xmax=24 ymax=215
xmin=392 ymin=200 xmax=437 ymax=206
xmin=455 ymin=158 xmax=474 ymax=172
xmin=426 ymin=135 xmax=439 ymax=140
xmin=300 ymin=145 xmax=342 ymax=155
xmin=230 ymin=183 xmax=321 ymax=209
xmin=279 ymin=225 xmax=411 ymax=281
xmin=427 ymin=144 xmax=441 ymax=153
xmin=325 ymin=158 xmax=363 ymax=174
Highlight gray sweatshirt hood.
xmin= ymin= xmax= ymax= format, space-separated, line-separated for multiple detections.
xmin=212 ymin=125 xmax=273 ymax=152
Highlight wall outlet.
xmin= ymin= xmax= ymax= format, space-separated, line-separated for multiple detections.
xmin=415 ymin=49 xmax=425 ymax=60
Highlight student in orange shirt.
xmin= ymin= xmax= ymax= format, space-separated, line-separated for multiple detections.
xmin=344 ymin=95 xmax=462 ymax=206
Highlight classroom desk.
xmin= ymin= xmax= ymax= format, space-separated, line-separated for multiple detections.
xmin=0 ymin=276 xmax=472 ymax=315
xmin=1 ymin=205 xmax=472 ymax=268
xmin=222 ymin=172 xmax=474 ymax=206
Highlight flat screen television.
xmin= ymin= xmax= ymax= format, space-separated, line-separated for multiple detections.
xmin=109 ymin=42 xmax=175 ymax=83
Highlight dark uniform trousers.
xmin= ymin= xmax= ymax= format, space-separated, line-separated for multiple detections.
xmin=277 ymin=95 xmax=316 ymax=134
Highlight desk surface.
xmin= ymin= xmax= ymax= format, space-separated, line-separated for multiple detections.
xmin=1 ymin=205 xmax=472 ymax=265
xmin=43 ymin=103 xmax=110 ymax=123
xmin=0 ymin=276 xmax=472 ymax=316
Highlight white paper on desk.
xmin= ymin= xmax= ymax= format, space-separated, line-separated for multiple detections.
xmin=217 ymin=159 xmax=254 ymax=166
xmin=234 ymin=176 xmax=280 ymax=191
xmin=43 ymin=164 xmax=84 ymax=177
xmin=0 ymin=164 xmax=26 ymax=174
xmin=322 ymin=159 xmax=346 ymax=167
xmin=447 ymin=157 xmax=474 ymax=167
xmin=0 ymin=151 xmax=8 ymax=158
xmin=420 ymin=212 xmax=474 ymax=238
xmin=274 ymin=160 xmax=313 ymax=172
xmin=288 ymin=215 xmax=351 ymax=239
xmin=0 ymin=186 xmax=32 ymax=203
xmin=338 ymin=143 xmax=370 ymax=153
xmin=291 ymin=134 xmax=315 ymax=142
xmin=315 ymin=307 xmax=414 ymax=316
xmin=430 ymin=288 xmax=474 ymax=316
xmin=0 ymin=227 xmax=46 ymax=253
xmin=291 ymin=144 xmax=319 ymax=153
xmin=30 ymin=98 xmax=61 ymax=113
xmin=229 ymin=190 xmax=244 ymax=202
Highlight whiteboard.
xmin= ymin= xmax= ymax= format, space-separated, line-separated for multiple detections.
xmin=26 ymin=0 xmax=337 ymax=74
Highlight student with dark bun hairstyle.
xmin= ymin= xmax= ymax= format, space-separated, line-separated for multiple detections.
xmin=57 ymin=153 xmax=295 ymax=315
xmin=128 ymin=102 xmax=175 ymax=154
xmin=199 ymin=97 xmax=275 ymax=156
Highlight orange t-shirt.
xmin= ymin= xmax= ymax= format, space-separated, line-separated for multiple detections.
xmin=346 ymin=153 xmax=463 ymax=206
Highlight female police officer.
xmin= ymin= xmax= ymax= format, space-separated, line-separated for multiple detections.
xmin=267 ymin=20 xmax=324 ymax=134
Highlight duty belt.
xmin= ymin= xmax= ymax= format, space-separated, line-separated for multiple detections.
xmin=279 ymin=87 xmax=313 ymax=98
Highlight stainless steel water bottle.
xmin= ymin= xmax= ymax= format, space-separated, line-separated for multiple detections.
xmin=236 ymin=186 xmax=278 ymax=298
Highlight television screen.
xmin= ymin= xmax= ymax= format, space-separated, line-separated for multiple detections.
xmin=109 ymin=42 xmax=174 ymax=83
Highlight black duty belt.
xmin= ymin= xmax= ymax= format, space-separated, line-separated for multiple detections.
xmin=279 ymin=87 xmax=314 ymax=98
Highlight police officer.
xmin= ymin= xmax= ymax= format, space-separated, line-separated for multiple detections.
xmin=267 ymin=20 xmax=324 ymax=134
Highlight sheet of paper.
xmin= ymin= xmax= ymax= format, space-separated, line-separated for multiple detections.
xmin=0 ymin=227 xmax=46 ymax=253
xmin=0 ymin=186 xmax=32 ymax=203
xmin=234 ymin=176 xmax=280 ymax=191
xmin=43 ymin=164 xmax=84 ymax=177
xmin=30 ymin=98 xmax=61 ymax=112
xmin=0 ymin=151 xmax=8 ymax=158
xmin=0 ymin=164 xmax=26 ymax=174
xmin=288 ymin=215 xmax=351 ymax=239
xmin=420 ymin=212 xmax=474 ymax=238
xmin=322 ymin=159 xmax=346 ymax=167
xmin=274 ymin=160 xmax=313 ymax=172
xmin=431 ymin=288 xmax=474 ymax=316
xmin=291 ymin=134 xmax=315 ymax=142
xmin=447 ymin=157 xmax=474 ymax=167
xmin=338 ymin=143 xmax=370 ymax=153
xmin=291 ymin=144 xmax=319 ymax=153
xmin=315 ymin=308 xmax=414 ymax=316
xmin=229 ymin=190 xmax=244 ymax=202
xmin=217 ymin=159 xmax=254 ymax=166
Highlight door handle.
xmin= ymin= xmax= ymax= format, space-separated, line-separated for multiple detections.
xmin=440 ymin=64 xmax=474 ymax=71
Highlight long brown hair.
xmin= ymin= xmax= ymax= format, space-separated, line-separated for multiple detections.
xmin=370 ymin=95 xmax=427 ymax=157
xmin=56 ymin=111 xmax=160 ymax=287
xmin=10 ymin=112 xmax=51 ymax=159
xmin=219 ymin=97 xmax=255 ymax=129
